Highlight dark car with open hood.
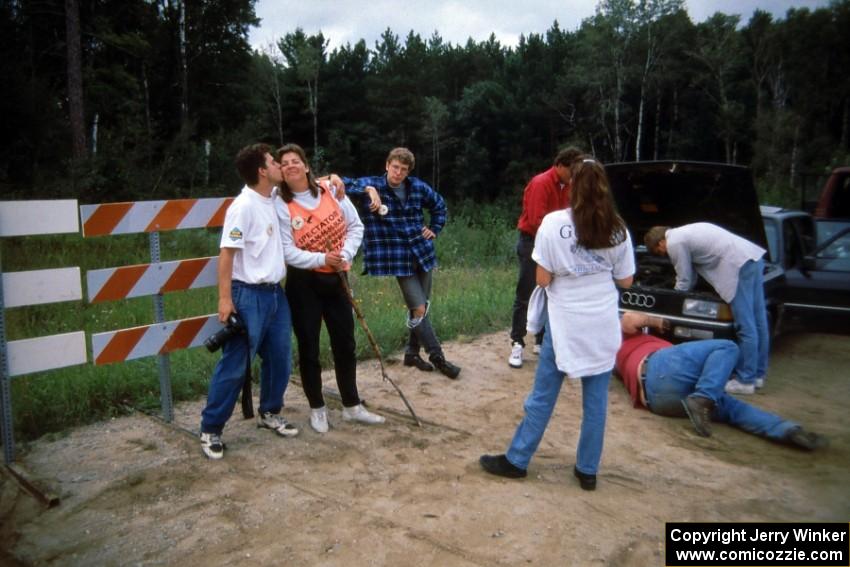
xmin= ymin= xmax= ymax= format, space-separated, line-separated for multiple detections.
xmin=606 ymin=161 xmax=785 ymax=341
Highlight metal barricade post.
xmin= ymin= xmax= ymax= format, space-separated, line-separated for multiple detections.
xmin=0 ymin=246 xmax=14 ymax=464
xmin=149 ymin=231 xmax=174 ymax=422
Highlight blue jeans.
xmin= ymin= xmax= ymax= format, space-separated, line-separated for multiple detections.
xmin=644 ymin=340 xmax=796 ymax=440
xmin=201 ymin=282 xmax=292 ymax=435
xmin=397 ymin=269 xmax=442 ymax=357
xmin=506 ymin=325 xmax=611 ymax=475
xmin=730 ymin=259 xmax=769 ymax=383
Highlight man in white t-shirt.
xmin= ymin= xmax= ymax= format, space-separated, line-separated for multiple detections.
xmin=199 ymin=143 xmax=298 ymax=459
xmin=645 ymin=223 xmax=768 ymax=395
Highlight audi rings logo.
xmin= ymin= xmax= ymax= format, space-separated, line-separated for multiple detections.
xmin=621 ymin=292 xmax=656 ymax=308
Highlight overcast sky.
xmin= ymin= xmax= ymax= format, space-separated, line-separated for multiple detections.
xmin=249 ymin=0 xmax=830 ymax=52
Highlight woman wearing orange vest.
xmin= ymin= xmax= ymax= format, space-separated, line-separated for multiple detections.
xmin=275 ymin=143 xmax=385 ymax=434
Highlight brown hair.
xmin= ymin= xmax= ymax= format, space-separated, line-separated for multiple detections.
xmin=570 ymin=158 xmax=628 ymax=249
xmin=276 ymin=143 xmax=319 ymax=203
xmin=553 ymin=146 xmax=584 ymax=168
xmin=235 ymin=143 xmax=274 ymax=186
xmin=644 ymin=226 xmax=670 ymax=251
xmin=386 ymin=147 xmax=415 ymax=170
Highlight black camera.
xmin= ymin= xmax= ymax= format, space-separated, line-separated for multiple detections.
xmin=204 ymin=312 xmax=246 ymax=352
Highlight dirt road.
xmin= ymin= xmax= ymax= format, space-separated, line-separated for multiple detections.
xmin=2 ymin=330 xmax=848 ymax=566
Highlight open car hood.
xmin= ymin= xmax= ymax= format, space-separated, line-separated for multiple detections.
xmin=605 ymin=161 xmax=768 ymax=249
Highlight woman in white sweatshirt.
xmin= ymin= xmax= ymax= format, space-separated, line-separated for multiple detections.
xmin=275 ymin=143 xmax=384 ymax=434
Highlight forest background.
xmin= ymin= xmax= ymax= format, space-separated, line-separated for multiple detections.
xmin=4 ymin=0 xmax=850 ymax=206
xmin=2 ymin=0 xmax=850 ymax=440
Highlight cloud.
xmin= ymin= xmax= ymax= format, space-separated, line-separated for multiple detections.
xmin=249 ymin=0 xmax=830 ymax=52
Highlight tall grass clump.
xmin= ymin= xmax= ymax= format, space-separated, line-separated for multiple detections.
xmin=3 ymin=200 xmax=519 ymax=440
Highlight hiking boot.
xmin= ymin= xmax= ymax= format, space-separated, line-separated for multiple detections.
xmin=682 ymin=395 xmax=714 ymax=437
xmin=430 ymin=354 xmax=461 ymax=379
xmin=310 ymin=406 xmax=329 ymax=434
xmin=785 ymin=427 xmax=829 ymax=451
xmin=257 ymin=412 xmax=299 ymax=437
xmin=404 ymin=353 xmax=434 ymax=372
xmin=342 ymin=403 xmax=386 ymax=424
xmin=573 ymin=465 xmax=597 ymax=491
xmin=200 ymin=432 xmax=224 ymax=460
xmin=508 ymin=342 xmax=523 ymax=368
xmin=724 ymin=378 xmax=755 ymax=395
xmin=479 ymin=454 xmax=527 ymax=479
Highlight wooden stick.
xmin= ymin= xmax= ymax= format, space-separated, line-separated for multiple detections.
xmin=336 ymin=271 xmax=422 ymax=427
xmin=323 ymin=236 xmax=421 ymax=425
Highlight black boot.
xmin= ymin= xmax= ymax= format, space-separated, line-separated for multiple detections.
xmin=785 ymin=427 xmax=829 ymax=451
xmin=682 ymin=395 xmax=714 ymax=437
xmin=480 ymin=454 xmax=527 ymax=478
xmin=429 ymin=354 xmax=461 ymax=379
xmin=573 ymin=465 xmax=597 ymax=491
xmin=404 ymin=353 xmax=434 ymax=371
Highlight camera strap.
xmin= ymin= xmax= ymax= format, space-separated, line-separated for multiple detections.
xmin=240 ymin=349 xmax=254 ymax=419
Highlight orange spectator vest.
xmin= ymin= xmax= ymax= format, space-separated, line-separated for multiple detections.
xmin=287 ymin=188 xmax=348 ymax=273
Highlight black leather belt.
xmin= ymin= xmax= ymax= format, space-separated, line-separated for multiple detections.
xmin=233 ymin=280 xmax=279 ymax=290
xmin=640 ymin=352 xmax=653 ymax=379
xmin=639 ymin=352 xmax=654 ymax=407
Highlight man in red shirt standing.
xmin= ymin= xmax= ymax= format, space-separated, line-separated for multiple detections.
xmin=508 ymin=147 xmax=584 ymax=368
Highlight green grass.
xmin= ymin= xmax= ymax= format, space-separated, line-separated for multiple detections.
xmin=2 ymin=205 xmax=517 ymax=441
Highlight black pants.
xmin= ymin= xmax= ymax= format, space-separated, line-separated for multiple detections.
xmin=285 ymin=267 xmax=360 ymax=409
xmin=510 ymin=232 xmax=544 ymax=346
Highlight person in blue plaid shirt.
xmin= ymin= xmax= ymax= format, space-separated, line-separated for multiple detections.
xmin=341 ymin=147 xmax=461 ymax=379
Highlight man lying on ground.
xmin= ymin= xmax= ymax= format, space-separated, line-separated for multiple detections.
xmin=615 ymin=311 xmax=827 ymax=450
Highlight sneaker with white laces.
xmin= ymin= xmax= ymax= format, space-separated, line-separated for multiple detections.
xmin=755 ymin=377 xmax=765 ymax=389
xmin=532 ymin=343 xmax=541 ymax=355
xmin=200 ymin=432 xmax=224 ymax=460
xmin=310 ymin=406 xmax=329 ymax=433
xmin=725 ymin=378 xmax=756 ymax=395
xmin=508 ymin=342 xmax=523 ymax=368
xmin=257 ymin=412 xmax=299 ymax=437
xmin=342 ymin=404 xmax=386 ymax=424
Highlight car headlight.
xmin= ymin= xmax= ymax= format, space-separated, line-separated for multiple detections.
xmin=682 ymin=299 xmax=732 ymax=320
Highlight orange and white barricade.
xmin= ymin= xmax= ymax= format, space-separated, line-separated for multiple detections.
xmin=82 ymin=197 xmax=233 ymax=423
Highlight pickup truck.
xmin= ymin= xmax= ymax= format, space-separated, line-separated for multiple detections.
xmin=761 ymin=206 xmax=850 ymax=332
xmin=606 ymin=161 xmax=849 ymax=341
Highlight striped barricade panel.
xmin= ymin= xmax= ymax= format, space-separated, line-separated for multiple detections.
xmin=86 ymin=257 xmax=218 ymax=303
xmin=80 ymin=198 xmax=233 ymax=237
xmin=91 ymin=315 xmax=222 ymax=365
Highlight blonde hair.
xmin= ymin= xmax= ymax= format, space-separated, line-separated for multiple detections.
xmin=644 ymin=226 xmax=670 ymax=251
xmin=386 ymin=147 xmax=415 ymax=170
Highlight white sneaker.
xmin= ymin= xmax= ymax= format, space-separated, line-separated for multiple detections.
xmin=508 ymin=342 xmax=523 ymax=368
xmin=342 ymin=404 xmax=385 ymax=424
xmin=532 ymin=344 xmax=541 ymax=355
xmin=257 ymin=412 xmax=300 ymax=437
xmin=310 ymin=406 xmax=329 ymax=433
xmin=200 ymin=432 xmax=224 ymax=460
xmin=755 ymin=377 xmax=765 ymax=389
xmin=725 ymin=378 xmax=756 ymax=395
